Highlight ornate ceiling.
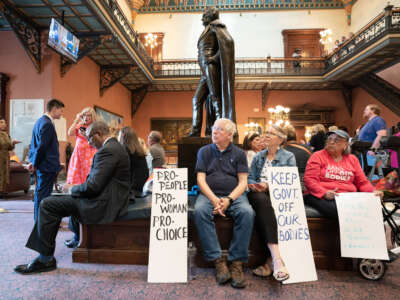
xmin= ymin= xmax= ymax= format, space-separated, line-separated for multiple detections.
xmin=139 ymin=0 xmax=345 ymax=14
xmin=126 ymin=0 xmax=357 ymax=25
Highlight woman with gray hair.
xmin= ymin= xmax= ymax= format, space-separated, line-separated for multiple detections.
xmin=247 ymin=125 xmax=296 ymax=282
xmin=303 ymin=129 xmax=374 ymax=219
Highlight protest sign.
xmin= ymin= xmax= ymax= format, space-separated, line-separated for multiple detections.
xmin=268 ymin=167 xmax=317 ymax=284
xmin=336 ymin=192 xmax=389 ymax=260
xmin=148 ymin=168 xmax=188 ymax=283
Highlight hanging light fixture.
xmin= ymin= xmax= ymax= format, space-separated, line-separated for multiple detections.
xmin=144 ymin=33 xmax=158 ymax=56
xmin=267 ymin=105 xmax=290 ymax=127
xmin=319 ymin=28 xmax=333 ymax=54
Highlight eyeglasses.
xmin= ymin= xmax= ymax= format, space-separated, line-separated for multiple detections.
xmin=264 ymin=131 xmax=279 ymax=137
xmin=326 ymin=136 xmax=346 ymax=144
xmin=212 ymin=126 xmax=225 ymax=132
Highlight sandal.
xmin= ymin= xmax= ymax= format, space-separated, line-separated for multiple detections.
xmin=252 ymin=264 xmax=272 ymax=278
xmin=272 ymin=258 xmax=290 ymax=282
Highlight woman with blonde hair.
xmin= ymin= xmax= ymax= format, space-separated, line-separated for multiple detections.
xmin=66 ymin=107 xmax=98 ymax=185
xmin=247 ymin=125 xmax=296 ymax=282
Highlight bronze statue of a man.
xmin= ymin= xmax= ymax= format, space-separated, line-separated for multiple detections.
xmin=188 ymin=7 xmax=236 ymax=136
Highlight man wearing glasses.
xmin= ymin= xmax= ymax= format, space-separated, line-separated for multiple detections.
xmin=14 ymin=121 xmax=131 ymax=274
xmin=194 ymin=118 xmax=254 ymax=289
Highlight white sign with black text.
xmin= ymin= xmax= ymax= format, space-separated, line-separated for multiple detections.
xmin=268 ymin=167 xmax=318 ymax=284
xmin=148 ymin=168 xmax=188 ymax=283
xmin=336 ymin=192 xmax=389 ymax=260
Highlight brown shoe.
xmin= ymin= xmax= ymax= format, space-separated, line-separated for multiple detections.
xmin=230 ymin=261 xmax=246 ymax=289
xmin=214 ymin=257 xmax=231 ymax=285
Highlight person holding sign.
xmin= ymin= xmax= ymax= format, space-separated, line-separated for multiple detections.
xmin=194 ymin=118 xmax=254 ymax=289
xmin=303 ymin=129 xmax=375 ymax=219
xmin=248 ymin=125 xmax=296 ymax=282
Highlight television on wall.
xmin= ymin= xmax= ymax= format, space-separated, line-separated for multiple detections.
xmin=48 ymin=18 xmax=79 ymax=62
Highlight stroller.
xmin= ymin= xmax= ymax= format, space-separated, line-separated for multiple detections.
xmin=351 ymin=136 xmax=400 ymax=280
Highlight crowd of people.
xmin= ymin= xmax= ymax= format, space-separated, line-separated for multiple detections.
xmin=0 ymin=100 xmax=393 ymax=289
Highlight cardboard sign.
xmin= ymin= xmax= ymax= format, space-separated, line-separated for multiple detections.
xmin=268 ymin=167 xmax=318 ymax=284
xmin=336 ymin=193 xmax=389 ymax=260
xmin=148 ymin=168 xmax=188 ymax=283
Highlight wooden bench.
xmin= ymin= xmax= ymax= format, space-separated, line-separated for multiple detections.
xmin=72 ymin=196 xmax=352 ymax=270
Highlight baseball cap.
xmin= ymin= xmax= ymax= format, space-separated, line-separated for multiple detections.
xmin=327 ymin=129 xmax=350 ymax=141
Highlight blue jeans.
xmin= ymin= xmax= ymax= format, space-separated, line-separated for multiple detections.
xmin=194 ymin=193 xmax=255 ymax=262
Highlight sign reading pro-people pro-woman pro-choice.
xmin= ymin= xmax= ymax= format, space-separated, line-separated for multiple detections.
xmin=148 ymin=168 xmax=188 ymax=283
xmin=268 ymin=167 xmax=318 ymax=284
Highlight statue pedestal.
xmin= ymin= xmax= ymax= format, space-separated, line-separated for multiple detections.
xmin=178 ymin=136 xmax=211 ymax=189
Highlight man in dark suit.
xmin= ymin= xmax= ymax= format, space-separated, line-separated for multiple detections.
xmin=28 ymin=99 xmax=65 ymax=221
xmin=15 ymin=121 xmax=131 ymax=274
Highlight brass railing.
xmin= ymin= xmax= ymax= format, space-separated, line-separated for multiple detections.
xmin=153 ymin=58 xmax=326 ymax=77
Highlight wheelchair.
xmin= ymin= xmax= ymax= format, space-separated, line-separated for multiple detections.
xmin=351 ymin=136 xmax=400 ymax=280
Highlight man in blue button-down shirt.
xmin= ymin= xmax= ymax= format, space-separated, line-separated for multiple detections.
xmin=194 ymin=118 xmax=254 ymax=289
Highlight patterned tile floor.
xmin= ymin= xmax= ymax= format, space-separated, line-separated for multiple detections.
xmin=0 ymin=197 xmax=399 ymax=300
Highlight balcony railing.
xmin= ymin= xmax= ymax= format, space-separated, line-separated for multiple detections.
xmin=101 ymin=0 xmax=154 ymax=70
xmin=326 ymin=6 xmax=400 ymax=69
xmin=153 ymin=58 xmax=326 ymax=77
xmin=100 ymin=1 xmax=399 ymax=78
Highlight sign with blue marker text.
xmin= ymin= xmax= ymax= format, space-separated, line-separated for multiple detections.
xmin=148 ymin=168 xmax=188 ymax=283
xmin=335 ymin=193 xmax=389 ymax=260
xmin=268 ymin=167 xmax=317 ymax=284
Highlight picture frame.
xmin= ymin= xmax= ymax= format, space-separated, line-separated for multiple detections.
xmin=94 ymin=106 xmax=124 ymax=137
xmin=248 ymin=117 xmax=265 ymax=134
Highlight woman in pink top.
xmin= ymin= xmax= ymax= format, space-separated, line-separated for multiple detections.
xmin=66 ymin=107 xmax=97 ymax=185
xmin=304 ymin=129 xmax=374 ymax=219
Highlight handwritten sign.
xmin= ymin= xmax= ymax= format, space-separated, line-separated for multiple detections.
xmin=148 ymin=168 xmax=188 ymax=283
xmin=335 ymin=193 xmax=389 ymax=260
xmin=268 ymin=167 xmax=317 ymax=284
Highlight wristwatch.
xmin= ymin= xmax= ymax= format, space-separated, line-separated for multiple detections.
xmin=227 ymin=196 xmax=234 ymax=204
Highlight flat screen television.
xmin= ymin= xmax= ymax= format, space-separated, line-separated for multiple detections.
xmin=48 ymin=18 xmax=79 ymax=62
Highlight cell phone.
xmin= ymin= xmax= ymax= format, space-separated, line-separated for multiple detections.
xmin=79 ymin=126 xmax=86 ymax=132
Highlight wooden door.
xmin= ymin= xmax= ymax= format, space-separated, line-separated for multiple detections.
xmin=282 ymin=29 xmax=324 ymax=58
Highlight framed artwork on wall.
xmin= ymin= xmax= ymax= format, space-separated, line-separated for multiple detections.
xmin=248 ymin=117 xmax=265 ymax=134
xmin=95 ymin=106 xmax=123 ymax=137
xmin=151 ymin=118 xmax=192 ymax=152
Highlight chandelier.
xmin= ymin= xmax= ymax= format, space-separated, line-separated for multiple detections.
xmin=244 ymin=122 xmax=261 ymax=136
xmin=319 ymin=29 xmax=333 ymax=45
xmin=144 ymin=33 xmax=158 ymax=56
xmin=319 ymin=28 xmax=333 ymax=54
xmin=268 ymin=105 xmax=290 ymax=127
